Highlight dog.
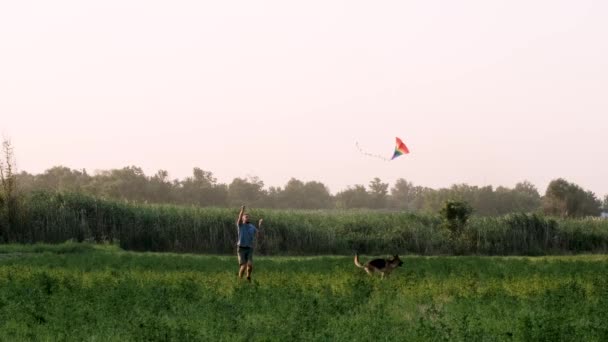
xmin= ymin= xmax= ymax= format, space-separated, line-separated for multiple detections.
xmin=354 ymin=253 xmax=403 ymax=278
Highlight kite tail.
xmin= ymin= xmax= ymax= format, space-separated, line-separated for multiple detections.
xmin=355 ymin=142 xmax=391 ymax=162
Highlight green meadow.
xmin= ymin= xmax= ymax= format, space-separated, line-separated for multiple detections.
xmin=0 ymin=243 xmax=606 ymax=341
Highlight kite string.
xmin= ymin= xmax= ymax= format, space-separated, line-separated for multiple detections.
xmin=355 ymin=142 xmax=390 ymax=162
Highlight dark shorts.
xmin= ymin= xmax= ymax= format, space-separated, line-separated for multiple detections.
xmin=237 ymin=246 xmax=253 ymax=265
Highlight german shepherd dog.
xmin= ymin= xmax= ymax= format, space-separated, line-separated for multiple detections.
xmin=354 ymin=254 xmax=403 ymax=278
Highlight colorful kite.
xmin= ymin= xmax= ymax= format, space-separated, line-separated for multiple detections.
xmin=356 ymin=137 xmax=410 ymax=161
xmin=391 ymin=137 xmax=410 ymax=160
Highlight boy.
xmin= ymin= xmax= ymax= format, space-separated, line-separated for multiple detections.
xmin=236 ymin=205 xmax=263 ymax=282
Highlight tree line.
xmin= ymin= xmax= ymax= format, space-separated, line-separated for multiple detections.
xmin=10 ymin=164 xmax=606 ymax=217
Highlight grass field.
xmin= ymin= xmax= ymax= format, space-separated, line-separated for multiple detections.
xmin=0 ymin=243 xmax=607 ymax=341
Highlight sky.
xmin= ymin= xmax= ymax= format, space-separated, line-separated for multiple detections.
xmin=1 ymin=0 xmax=607 ymax=196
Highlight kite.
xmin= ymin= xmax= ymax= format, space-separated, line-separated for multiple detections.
xmin=391 ymin=137 xmax=410 ymax=160
xmin=356 ymin=137 xmax=410 ymax=161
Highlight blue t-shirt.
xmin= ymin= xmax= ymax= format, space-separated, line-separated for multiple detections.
xmin=237 ymin=223 xmax=257 ymax=247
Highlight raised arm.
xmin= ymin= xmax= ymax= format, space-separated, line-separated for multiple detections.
xmin=236 ymin=205 xmax=245 ymax=226
xmin=257 ymin=218 xmax=263 ymax=240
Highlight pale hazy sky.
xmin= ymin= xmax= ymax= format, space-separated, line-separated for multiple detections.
xmin=1 ymin=0 xmax=607 ymax=196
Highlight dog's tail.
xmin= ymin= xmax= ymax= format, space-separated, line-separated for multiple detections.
xmin=354 ymin=253 xmax=365 ymax=268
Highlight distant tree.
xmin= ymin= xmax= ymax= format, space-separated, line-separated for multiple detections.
xmin=15 ymin=171 xmax=36 ymax=194
xmin=542 ymin=179 xmax=570 ymax=217
xmin=542 ymin=178 xmax=601 ymax=217
xmin=276 ymin=178 xmax=332 ymax=209
xmin=494 ymin=186 xmax=514 ymax=215
xmin=444 ymin=184 xmax=495 ymax=216
xmin=9 ymin=159 xmax=604 ymax=217
xmin=368 ymin=177 xmax=389 ymax=209
xmin=419 ymin=187 xmax=450 ymax=213
xmin=335 ymin=185 xmax=370 ymax=209
xmin=302 ymin=181 xmax=333 ymax=209
xmin=210 ymin=183 xmax=229 ymax=207
xmin=148 ymin=170 xmax=174 ymax=203
xmin=0 ymin=139 xmax=17 ymax=242
xmin=413 ymin=182 xmax=542 ymax=216
xmin=90 ymin=166 xmax=149 ymax=201
xmin=277 ymin=178 xmax=305 ymax=208
xmin=474 ymin=185 xmax=497 ymax=216
xmin=389 ymin=178 xmax=416 ymax=210
xmin=512 ymin=181 xmax=541 ymax=212
xmin=228 ymin=176 xmax=266 ymax=207
xmin=488 ymin=181 xmax=541 ymax=215
xmin=179 ymin=168 xmax=227 ymax=206
xmin=449 ymin=184 xmax=478 ymax=204
xmin=34 ymin=166 xmax=90 ymax=192
xmin=263 ymin=186 xmax=283 ymax=208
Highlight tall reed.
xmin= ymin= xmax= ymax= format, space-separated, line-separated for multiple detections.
xmin=7 ymin=191 xmax=608 ymax=255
